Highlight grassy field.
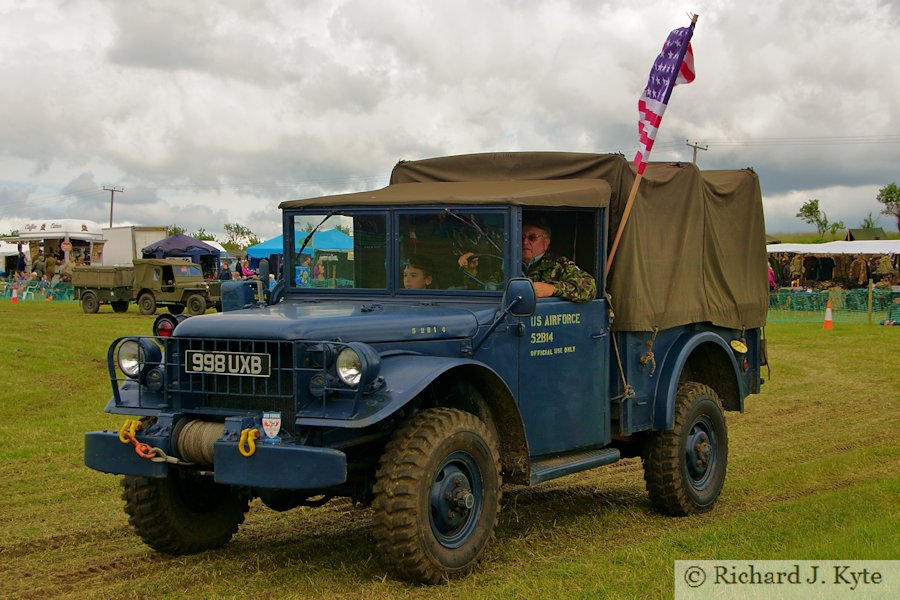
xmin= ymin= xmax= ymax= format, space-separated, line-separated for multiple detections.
xmin=0 ymin=302 xmax=897 ymax=599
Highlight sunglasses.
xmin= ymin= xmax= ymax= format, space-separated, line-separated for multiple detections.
xmin=522 ymin=233 xmax=545 ymax=242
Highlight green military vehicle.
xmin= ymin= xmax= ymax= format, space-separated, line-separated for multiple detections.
xmin=73 ymin=258 xmax=217 ymax=316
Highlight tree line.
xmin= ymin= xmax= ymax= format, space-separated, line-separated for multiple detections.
xmin=166 ymin=223 xmax=261 ymax=254
xmin=796 ymin=182 xmax=900 ymax=240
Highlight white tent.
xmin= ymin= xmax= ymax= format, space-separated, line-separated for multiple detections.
xmin=0 ymin=241 xmax=20 ymax=257
xmin=767 ymin=240 xmax=900 ymax=255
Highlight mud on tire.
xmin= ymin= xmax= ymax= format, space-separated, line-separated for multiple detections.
xmin=372 ymin=407 xmax=502 ymax=584
xmin=121 ymin=471 xmax=250 ymax=554
xmin=642 ymin=382 xmax=728 ymax=516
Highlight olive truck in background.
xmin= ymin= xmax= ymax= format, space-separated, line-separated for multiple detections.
xmin=73 ymin=258 xmax=217 ymax=316
xmin=84 ymin=152 xmax=769 ymax=583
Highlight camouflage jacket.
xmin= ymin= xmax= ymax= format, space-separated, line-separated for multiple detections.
xmin=524 ymin=254 xmax=597 ymax=303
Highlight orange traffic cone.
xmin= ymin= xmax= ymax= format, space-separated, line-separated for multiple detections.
xmin=10 ymin=283 xmax=18 ymax=305
xmin=823 ymin=299 xmax=834 ymax=330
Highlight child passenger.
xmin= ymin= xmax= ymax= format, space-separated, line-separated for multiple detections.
xmin=403 ymin=260 xmax=433 ymax=290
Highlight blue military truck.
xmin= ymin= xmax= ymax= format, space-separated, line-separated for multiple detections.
xmin=85 ymin=152 xmax=768 ymax=584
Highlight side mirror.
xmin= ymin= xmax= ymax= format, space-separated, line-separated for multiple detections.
xmin=504 ymin=278 xmax=536 ymax=317
xmin=258 ymin=258 xmax=270 ymax=284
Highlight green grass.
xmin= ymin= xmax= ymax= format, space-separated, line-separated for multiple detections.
xmin=0 ymin=303 xmax=898 ymax=598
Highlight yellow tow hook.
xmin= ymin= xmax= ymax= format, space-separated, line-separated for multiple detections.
xmin=118 ymin=419 xmax=142 ymax=443
xmin=238 ymin=428 xmax=260 ymax=457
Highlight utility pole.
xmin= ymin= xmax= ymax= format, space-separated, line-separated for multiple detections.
xmin=103 ymin=186 xmax=124 ymax=228
xmin=685 ymin=140 xmax=708 ymax=165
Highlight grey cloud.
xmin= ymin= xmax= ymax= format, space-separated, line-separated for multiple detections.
xmin=105 ymin=1 xmax=304 ymax=86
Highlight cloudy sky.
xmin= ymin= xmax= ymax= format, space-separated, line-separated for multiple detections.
xmin=1 ymin=0 xmax=898 ymax=242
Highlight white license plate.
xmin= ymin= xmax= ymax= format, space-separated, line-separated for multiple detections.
xmin=185 ymin=350 xmax=271 ymax=377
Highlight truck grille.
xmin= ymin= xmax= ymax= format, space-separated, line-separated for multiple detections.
xmin=166 ymin=338 xmax=297 ymax=432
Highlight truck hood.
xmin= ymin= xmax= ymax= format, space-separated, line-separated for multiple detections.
xmin=173 ymin=299 xmax=483 ymax=342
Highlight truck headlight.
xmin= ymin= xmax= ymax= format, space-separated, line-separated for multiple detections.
xmin=117 ymin=338 xmax=162 ymax=382
xmin=335 ymin=343 xmax=380 ymax=387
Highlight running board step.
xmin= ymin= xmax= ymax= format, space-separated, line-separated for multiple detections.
xmin=530 ymin=447 xmax=621 ymax=485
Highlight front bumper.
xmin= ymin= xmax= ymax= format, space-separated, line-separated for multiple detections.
xmin=84 ymin=429 xmax=347 ymax=490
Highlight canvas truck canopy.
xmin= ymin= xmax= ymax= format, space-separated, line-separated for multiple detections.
xmin=391 ymin=152 xmax=633 ymax=233
xmin=280 ymin=179 xmax=611 ymax=209
xmin=607 ymin=164 xmax=768 ymax=331
xmin=389 ymin=152 xmax=768 ymax=332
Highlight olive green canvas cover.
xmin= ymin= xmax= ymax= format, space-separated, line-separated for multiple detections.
xmin=280 ymin=179 xmax=611 ymax=209
xmin=391 ymin=152 xmax=768 ymax=332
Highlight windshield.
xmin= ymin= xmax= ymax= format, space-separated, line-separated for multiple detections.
xmin=398 ymin=210 xmax=506 ymax=291
xmin=289 ymin=213 xmax=388 ymax=290
xmin=286 ymin=210 xmax=507 ymax=292
xmin=175 ymin=264 xmax=203 ymax=278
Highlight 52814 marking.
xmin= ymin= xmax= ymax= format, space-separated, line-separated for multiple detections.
xmin=530 ymin=331 xmax=554 ymax=344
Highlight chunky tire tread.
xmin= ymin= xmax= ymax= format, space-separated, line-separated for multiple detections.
xmin=642 ymin=382 xmax=727 ymax=516
xmin=121 ymin=474 xmax=249 ymax=555
xmin=372 ymin=408 xmax=502 ymax=584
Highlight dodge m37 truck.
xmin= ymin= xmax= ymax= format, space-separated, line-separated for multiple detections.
xmin=85 ymin=152 xmax=768 ymax=583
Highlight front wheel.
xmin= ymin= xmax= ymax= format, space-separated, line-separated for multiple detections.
xmin=168 ymin=305 xmax=184 ymax=315
xmin=121 ymin=472 xmax=250 ymax=554
xmin=111 ymin=301 xmax=129 ymax=313
xmin=642 ymin=382 xmax=728 ymax=515
xmin=186 ymin=294 xmax=207 ymax=316
xmin=81 ymin=292 xmax=99 ymax=314
xmin=372 ymin=408 xmax=502 ymax=584
xmin=138 ymin=292 xmax=157 ymax=315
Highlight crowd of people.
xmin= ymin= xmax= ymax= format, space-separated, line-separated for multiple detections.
xmin=0 ymin=247 xmax=83 ymax=298
xmin=217 ymin=257 xmax=257 ymax=281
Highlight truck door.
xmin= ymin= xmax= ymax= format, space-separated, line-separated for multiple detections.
xmin=516 ymin=298 xmax=610 ymax=457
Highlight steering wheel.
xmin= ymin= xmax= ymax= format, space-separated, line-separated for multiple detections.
xmin=459 ymin=253 xmax=504 ymax=290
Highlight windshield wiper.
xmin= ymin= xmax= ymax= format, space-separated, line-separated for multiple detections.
xmin=297 ymin=211 xmax=336 ymax=257
xmin=443 ymin=208 xmax=503 ymax=255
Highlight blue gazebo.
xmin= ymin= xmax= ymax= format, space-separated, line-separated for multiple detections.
xmin=246 ymin=229 xmax=352 ymax=260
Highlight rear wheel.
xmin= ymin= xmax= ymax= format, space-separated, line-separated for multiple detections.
xmin=168 ymin=305 xmax=184 ymax=315
xmin=186 ymin=294 xmax=207 ymax=316
xmin=111 ymin=301 xmax=129 ymax=313
xmin=138 ymin=292 xmax=157 ymax=315
xmin=81 ymin=292 xmax=99 ymax=314
xmin=121 ymin=471 xmax=250 ymax=554
xmin=642 ymin=382 xmax=728 ymax=515
xmin=372 ymin=408 xmax=501 ymax=584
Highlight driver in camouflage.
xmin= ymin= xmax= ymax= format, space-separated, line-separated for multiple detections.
xmin=520 ymin=220 xmax=596 ymax=302
xmin=460 ymin=219 xmax=596 ymax=302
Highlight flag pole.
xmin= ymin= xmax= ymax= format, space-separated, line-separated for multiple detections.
xmin=606 ymin=173 xmax=642 ymax=274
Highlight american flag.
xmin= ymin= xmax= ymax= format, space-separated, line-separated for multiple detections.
xmin=634 ymin=20 xmax=697 ymax=175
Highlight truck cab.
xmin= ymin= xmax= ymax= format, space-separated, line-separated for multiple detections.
xmin=85 ymin=152 xmax=768 ymax=584
xmin=132 ymin=258 xmax=214 ymax=315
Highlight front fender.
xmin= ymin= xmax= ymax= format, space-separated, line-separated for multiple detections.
xmin=652 ymin=331 xmax=744 ymax=431
xmin=296 ymin=354 xmax=511 ymax=429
